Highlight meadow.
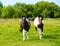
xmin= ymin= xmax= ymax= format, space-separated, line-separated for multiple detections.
xmin=0 ymin=18 xmax=60 ymax=46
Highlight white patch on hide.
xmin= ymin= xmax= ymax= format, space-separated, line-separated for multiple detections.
xmin=34 ymin=17 xmax=44 ymax=27
xmin=23 ymin=29 xmax=26 ymax=41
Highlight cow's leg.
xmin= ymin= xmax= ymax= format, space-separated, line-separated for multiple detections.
xmin=23 ymin=29 xmax=26 ymax=41
xmin=41 ymin=25 xmax=43 ymax=38
xmin=26 ymin=31 xmax=29 ymax=39
xmin=38 ymin=28 xmax=42 ymax=39
xmin=35 ymin=27 xmax=38 ymax=36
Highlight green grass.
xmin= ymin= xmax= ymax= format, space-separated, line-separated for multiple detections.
xmin=0 ymin=18 xmax=60 ymax=46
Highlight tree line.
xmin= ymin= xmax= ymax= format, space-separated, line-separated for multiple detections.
xmin=0 ymin=1 xmax=60 ymax=18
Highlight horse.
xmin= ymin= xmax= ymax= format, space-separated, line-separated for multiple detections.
xmin=34 ymin=14 xmax=44 ymax=39
xmin=20 ymin=16 xmax=30 ymax=41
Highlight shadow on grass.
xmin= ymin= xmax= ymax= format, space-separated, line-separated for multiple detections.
xmin=43 ymin=33 xmax=60 ymax=39
xmin=26 ymin=33 xmax=60 ymax=41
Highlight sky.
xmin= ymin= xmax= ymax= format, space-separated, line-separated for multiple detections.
xmin=0 ymin=0 xmax=60 ymax=6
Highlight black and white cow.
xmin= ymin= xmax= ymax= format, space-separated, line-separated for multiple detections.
xmin=34 ymin=14 xmax=44 ymax=39
xmin=20 ymin=16 xmax=30 ymax=41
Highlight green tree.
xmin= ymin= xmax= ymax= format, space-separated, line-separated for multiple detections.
xmin=33 ymin=1 xmax=60 ymax=18
xmin=1 ymin=5 xmax=18 ymax=18
xmin=0 ymin=1 xmax=3 ymax=18
xmin=1 ymin=1 xmax=60 ymax=18
xmin=0 ymin=7 xmax=2 ymax=18
xmin=14 ymin=2 xmax=27 ymax=17
xmin=0 ymin=1 xmax=3 ymax=8
xmin=26 ymin=4 xmax=34 ymax=17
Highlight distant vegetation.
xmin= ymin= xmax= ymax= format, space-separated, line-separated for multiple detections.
xmin=0 ymin=1 xmax=60 ymax=18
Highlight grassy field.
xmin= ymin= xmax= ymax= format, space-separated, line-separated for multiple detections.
xmin=0 ymin=18 xmax=60 ymax=46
